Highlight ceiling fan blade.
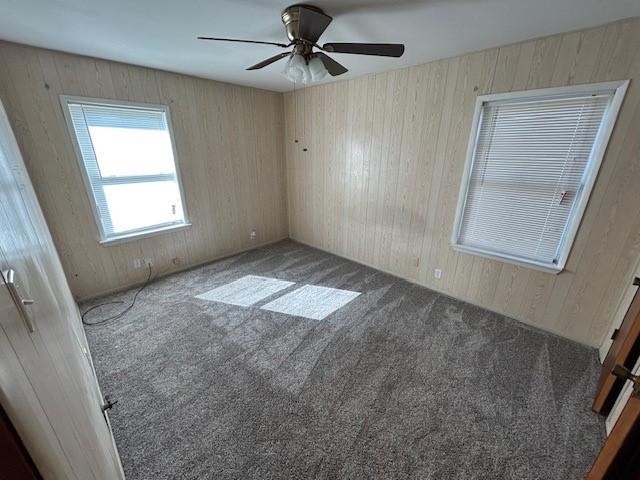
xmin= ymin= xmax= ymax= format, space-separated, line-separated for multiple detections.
xmin=246 ymin=52 xmax=291 ymax=70
xmin=316 ymin=53 xmax=348 ymax=77
xmin=198 ymin=37 xmax=290 ymax=48
xmin=322 ymin=43 xmax=405 ymax=57
xmin=297 ymin=6 xmax=333 ymax=43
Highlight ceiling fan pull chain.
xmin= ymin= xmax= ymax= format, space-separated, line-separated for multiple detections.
xmin=293 ymin=80 xmax=298 ymax=145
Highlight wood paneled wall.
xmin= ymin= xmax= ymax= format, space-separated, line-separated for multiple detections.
xmin=1 ymin=18 xmax=639 ymax=344
xmin=284 ymin=17 xmax=640 ymax=346
xmin=0 ymin=41 xmax=288 ymax=300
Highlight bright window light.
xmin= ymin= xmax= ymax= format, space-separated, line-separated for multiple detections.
xmin=451 ymin=81 xmax=628 ymax=272
xmin=61 ymin=97 xmax=188 ymax=242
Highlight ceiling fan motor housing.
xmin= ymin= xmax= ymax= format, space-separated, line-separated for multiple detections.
xmin=282 ymin=4 xmax=328 ymax=46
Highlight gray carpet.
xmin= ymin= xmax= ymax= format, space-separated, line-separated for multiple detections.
xmin=82 ymin=240 xmax=604 ymax=480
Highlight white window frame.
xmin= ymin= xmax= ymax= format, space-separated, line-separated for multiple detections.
xmin=60 ymin=95 xmax=190 ymax=245
xmin=451 ymin=80 xmax=629 ymax=273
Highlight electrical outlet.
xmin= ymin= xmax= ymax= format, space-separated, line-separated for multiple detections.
xmin=434 ymin=268 xmax=442 ymax=279
xmin=250 ymin=230 xmax=257 ymax=240
xmin=144 ymin=258 xmax=153 ymax=268
xmin=133 ymin=258 xmax=142 ymax=269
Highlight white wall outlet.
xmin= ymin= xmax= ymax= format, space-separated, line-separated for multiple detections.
xmin=133 ymin=258 xmax=142 ymax=269
xmin=434 ymin=268 xmax=443 ymax=279
xmin=144 ymin=258 xmax=153 ymax=268
xmin=250 ymin=230 xmax=257 ymax=240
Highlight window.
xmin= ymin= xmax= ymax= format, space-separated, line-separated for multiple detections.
xmin=61 ymin=96 xmax=188 ymax=243
xmin=451 ymin=81 xmax=628 ymax=272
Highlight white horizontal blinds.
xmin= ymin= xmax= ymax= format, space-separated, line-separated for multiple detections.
xmin=67 ymin=103 xmax=115 ymax=233
xmin=67 ymin=101 xmax=184 ymax=238
xmin=78 ymin=104 xmax=167 ymax=130
xmin=458 ymin=93 xmax=611 ymax=265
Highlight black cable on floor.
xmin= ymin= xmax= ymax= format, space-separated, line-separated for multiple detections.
xmin=81 ymin=263 xmax=153 ymax=327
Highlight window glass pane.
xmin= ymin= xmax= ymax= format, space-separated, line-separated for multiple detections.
xmin=64 ymin=99 xmax=187 ymax=240
xmin=88 ymin=126 xmax=176 ymax=177
xmin=103 ymin=181 xmax=184 ymax=234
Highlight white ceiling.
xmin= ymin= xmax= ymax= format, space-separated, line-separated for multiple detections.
xmin=1 ymin=0 xmax=639 ymax=92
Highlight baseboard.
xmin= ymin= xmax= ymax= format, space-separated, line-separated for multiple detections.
xmin=290 ymin=236 xmax=596 ymax=348
xmin=77 ymin=236 xmax=290 ymax=303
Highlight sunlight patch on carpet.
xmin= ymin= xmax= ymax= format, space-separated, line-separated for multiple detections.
xmin=260 ymin=285 xmax=361 ymax=320
xmin=195 ymin=275 xmax=294 ymax=306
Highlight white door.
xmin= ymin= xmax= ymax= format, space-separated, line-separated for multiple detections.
xmin=0 ymin=99 xmax=124 ymax=479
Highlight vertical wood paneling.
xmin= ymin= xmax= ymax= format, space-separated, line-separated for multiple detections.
xmin=284 ymin=17 xmax=640 ymax=346
xmin=1 ymin=19 xmax=638 ymax=345
xmin=0 ymin=41 xmax=288 ymax=300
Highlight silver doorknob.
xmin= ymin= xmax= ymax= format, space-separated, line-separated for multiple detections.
xmin=2 ymin=269 xmax=36 ymax=333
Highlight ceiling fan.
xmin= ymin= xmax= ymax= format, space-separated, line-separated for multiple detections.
xmin=198 ymin=4 xmax=405 ymax=84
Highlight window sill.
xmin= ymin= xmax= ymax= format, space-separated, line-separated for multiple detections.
xmin=99 ymin=223 xmax=192 ymax=246
xmin=451 ymin=243 xmax=563 ymax=274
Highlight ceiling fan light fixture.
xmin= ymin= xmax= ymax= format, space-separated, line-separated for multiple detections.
xmin=308 ymin=56 xmax=328 ymax=82
xmin=282 ymin=53 xmax=308 ymax=83
xmin=282 ymin=53 xmax=329 ymax=84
